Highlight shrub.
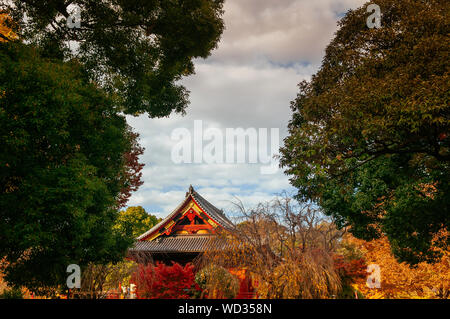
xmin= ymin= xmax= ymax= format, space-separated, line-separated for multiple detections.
xmin=195 ymin=265 xmax=239 ymax=299
xmin=0 ymin=287 xmax=23 ymax=299
xmin=132 ymin=262 xmax=200 ymax=299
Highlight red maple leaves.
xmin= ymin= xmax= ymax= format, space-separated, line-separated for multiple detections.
xmin=132 ymin=262 xmax=201 ymax=299
xmin=333 ymin=255 xmax=367 ymax=282
xmin=117 ymin=130 xmax=145 ymax=208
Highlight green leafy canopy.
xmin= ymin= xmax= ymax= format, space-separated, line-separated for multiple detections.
xmin=2 ymin=0 xmax=225 ymax=116
xmin=114 ymin=206 xmax=161 ymax=238
xmin=0 ymin=43 xmax=136 ymax=291
xmin=280 ymin=0 xmax=449 ymax=264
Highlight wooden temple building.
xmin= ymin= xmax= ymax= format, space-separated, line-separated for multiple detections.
xmin=128 ymin=185 xmax=235 ymax=265
xmin=127 ymin=186 xmax=255 ymax=298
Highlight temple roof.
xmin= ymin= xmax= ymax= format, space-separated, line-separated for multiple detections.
xmin=129 ymin=235 xmax=228 ymax=253
xmin=190 ymin=187 xmax=235 ymax=230
xmin=132 ymin=186 xmax=234 ymax=254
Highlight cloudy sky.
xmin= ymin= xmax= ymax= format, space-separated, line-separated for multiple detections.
xmin=126 ymin=0 xmax=366 ymax=218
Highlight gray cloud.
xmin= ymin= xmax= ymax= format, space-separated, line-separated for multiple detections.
xmin=209 ymin=0 xmax=365 ymax=65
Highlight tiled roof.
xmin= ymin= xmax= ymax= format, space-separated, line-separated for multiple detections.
xmin=191 ymin=188 xmax=235 ymax=230
xmin=129 ymin=235 xmax=228 ymax=253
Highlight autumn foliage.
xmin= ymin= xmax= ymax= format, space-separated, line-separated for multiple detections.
xmin=345 ymin=229 xmax=450 ymax=299
xmin=116 ymin=130 xmax=145 ymax=208
xmin=132 ymin=262 xmax=200 ymax=299
xmin=333 ymin=255 xmax=366 ymax=283
xmin=199 ymin=196 xmax=344 ymax=299
xmin=0 ymin=14 xmax=16 ymax=42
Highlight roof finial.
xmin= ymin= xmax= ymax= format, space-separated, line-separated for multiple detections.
xmin=186 ymin=185 xmax=194 ymax=197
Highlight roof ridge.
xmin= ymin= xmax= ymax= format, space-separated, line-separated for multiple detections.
xmin=191 ymin=190 xmax=235 ymax=229
xmin=136 ymin=193 xmax=192 ymax=240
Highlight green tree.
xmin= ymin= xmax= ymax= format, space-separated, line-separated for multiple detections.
xmin=115 ymin=206 xmax=161 ymax=238
xmin=1 ymin=0 xmax=225 ymax=116
xmin=280 ymin=0 xmax=449 ymax=264
xmin=0 ymin=42 xmax=137 ymax=292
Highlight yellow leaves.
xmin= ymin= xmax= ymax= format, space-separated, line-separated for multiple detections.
xmin=0 ymin=14 xmax=17 ymax=42
xmin=345 ymin=232 xmax=450 ymax=299
xmin=352 ymin=284 xmax=385 ymax=299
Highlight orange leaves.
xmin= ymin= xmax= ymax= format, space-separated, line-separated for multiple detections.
xmin=416 ymin=182 xmax=439 ymax=200
xmin=0 ymin=14 xmax=16 ymax=42
xmin=333 ymin=254 xmax=367 ymax=281
xmin=344 ymin=232 xmax=450 ymax=299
